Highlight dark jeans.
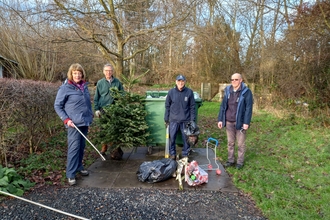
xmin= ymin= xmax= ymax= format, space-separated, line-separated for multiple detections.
xmin=169 ymin=121 xmax=190 ymax=157
xmin=66 ymin=126 xmax=88 ymax=178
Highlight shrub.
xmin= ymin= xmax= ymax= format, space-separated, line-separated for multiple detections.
xmin=93 ymin=88 xmax=149 ymax=150
xmin=0 ymin=165 xmax=35 ymax=197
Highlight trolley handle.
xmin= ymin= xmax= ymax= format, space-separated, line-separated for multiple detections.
xmin=207 ymin=137 xmax=219 ymax=146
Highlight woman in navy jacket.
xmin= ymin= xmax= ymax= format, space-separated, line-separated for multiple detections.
xmin=54 ymin=63 xmax=93 ymax=186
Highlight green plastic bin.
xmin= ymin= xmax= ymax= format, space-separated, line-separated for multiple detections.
xmin=145 ymin=91 xmax=202 ymax=147
xmin=146 ymin=90 xmax=168 ymax=98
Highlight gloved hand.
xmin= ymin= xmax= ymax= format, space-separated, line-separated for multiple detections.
xmin=164 ymin=121 xmax=169 ymax=128
xmin=95 ymin=110 xmax=101 ymax=118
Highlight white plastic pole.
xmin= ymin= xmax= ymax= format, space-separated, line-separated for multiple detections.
xmin=0 ymin=190 xmax=90 ymax=220
xmin=73 ymin=124 xmax=106 ymax=161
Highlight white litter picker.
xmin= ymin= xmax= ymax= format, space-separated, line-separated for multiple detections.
xmin=0 ymin=190 xmax=89 ymax=220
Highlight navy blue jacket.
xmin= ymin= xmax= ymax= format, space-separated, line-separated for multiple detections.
xmin=217 ymin=83 xmax=253 ymax=130
xmin=164 ymin=86 xmax=196 ymax=123
xmin=54 ymin=80 xmax=93 ymax=128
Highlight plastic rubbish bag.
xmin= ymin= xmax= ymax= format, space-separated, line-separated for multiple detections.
xmin=137 ymin=158 xmax=177 ymax=183
xmin=185 ymin=160 xmax=208 ymax=186
xmin=184 ymin=121 xmax=200 ymax=147
xmin=183 ymin=121 xmax=200 ymax=136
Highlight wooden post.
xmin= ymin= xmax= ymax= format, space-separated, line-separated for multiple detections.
xmin=201 ymin=82 xmax=211 ymax=100
xmin=218 ymin=83 xmax=230 ymax=101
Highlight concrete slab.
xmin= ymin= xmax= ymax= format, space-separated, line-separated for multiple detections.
xmin=78 ymin=147 xmax=238 ymax=193
xmin=113 ymin=172 xmax=153 ymax=189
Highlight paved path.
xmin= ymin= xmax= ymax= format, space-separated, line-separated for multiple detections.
xmin=78 ymin=146 xmax=238 ymax=192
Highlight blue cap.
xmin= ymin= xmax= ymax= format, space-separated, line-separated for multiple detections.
xmin=176 ymin=74 xmax=186 ymax=81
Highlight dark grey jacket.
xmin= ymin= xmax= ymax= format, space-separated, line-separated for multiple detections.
xmin=217 ymin=82 xmax=253 ymax=130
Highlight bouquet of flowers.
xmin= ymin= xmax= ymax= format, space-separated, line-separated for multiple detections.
xmin=185 ymin=160 xmax=208 ymax=186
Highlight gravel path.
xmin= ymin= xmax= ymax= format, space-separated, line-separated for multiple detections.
xmin=0 ymin=186 xmax=267 ymax=220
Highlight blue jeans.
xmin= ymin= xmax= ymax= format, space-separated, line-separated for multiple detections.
xmin=169 ymin=121 xmax=190 ymax=157
xmin=66 ymin=126 xmax=88 ymax=178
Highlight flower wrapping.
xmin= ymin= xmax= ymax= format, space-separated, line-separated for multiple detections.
xmin=185 ymin=160 xmax=208 ymax=186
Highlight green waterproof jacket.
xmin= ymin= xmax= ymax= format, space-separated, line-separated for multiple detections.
xmin=94 ymin=77 xmax=124 ymax=111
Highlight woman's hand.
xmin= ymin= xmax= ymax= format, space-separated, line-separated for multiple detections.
xmin=67 ymin=120 xmax=75 ymax=128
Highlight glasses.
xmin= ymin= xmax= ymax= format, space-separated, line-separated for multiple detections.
xmin=231 ymin=79 xmax=240 ymax=81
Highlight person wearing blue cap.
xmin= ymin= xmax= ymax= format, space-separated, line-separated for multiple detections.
xmin=164 ymin=74 xmax=196 ymax=160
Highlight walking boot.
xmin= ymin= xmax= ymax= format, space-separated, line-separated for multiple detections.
xmin=110 ymin=147 xmax=123 ymax=160
xmin=101 ymin=144 xmax=108 ymax=156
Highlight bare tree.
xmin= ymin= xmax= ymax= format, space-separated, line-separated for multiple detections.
xmin=277 ymin=0 xmax=330 ymax=104
xmin=45 ymin=0 xmax=199 ymax=78
xmin=1 ymin=0 xmax=328 ymax=110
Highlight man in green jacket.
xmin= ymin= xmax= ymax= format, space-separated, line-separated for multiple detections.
xmin=94 ymin=63 xmax=124 ymax=155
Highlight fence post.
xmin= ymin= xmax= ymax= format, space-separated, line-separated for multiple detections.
xmin=218 ymin=83 xmax=230 ymax=101
xmin=201 ymin=82 xmax=211 ymax=100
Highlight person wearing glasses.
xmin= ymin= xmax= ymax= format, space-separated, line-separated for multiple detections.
xmin=217 ymin=73 xmax=253 ymax=170
xmin=54 ymin=63 xmax=93 ymax=185
xmin=94 ymin=64 xmax=124 ymax=155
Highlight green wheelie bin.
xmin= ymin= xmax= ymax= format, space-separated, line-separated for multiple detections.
xmin=145 ymin=91 xmax=202 ymax=150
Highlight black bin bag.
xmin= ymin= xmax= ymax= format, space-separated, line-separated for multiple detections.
xmin=137 ymin=158 xmax=177 ymax=183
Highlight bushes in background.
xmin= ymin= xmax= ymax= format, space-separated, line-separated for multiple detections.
xmin=0 ymin=79 xmax=60 ymax=167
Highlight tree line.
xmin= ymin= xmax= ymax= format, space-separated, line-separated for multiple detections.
xmin=0 ymin=0 xmax=329 ymax=110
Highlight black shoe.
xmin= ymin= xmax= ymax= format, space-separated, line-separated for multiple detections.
xmin=101 ymin=152 xmax=106 ymax=156
xmin=224 ymin=161 xmax=235 ymax=168
xmin=236 ymin=164 xmax=244 ymax=170
xmin=80 ymin=170 xmax=89 ymax=176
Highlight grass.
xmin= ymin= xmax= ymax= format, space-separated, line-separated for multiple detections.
xmin=197 ymin=102 xmax=330 ymax=220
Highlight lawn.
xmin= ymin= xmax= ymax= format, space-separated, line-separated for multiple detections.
xmin=197 ymin=101 xmax=330 ymax=220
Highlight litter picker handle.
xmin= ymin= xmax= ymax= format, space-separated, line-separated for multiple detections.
xmin=165 ymin=125 xmax=170 ymax=158
xmin=207 ymin=137 xmax=219 ymax=147
xmin=73 ymin=124 xmax=106 ymax=161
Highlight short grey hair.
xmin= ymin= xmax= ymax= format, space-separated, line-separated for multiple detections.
xmin=103 ymin=63 xmax=114 ymax=71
